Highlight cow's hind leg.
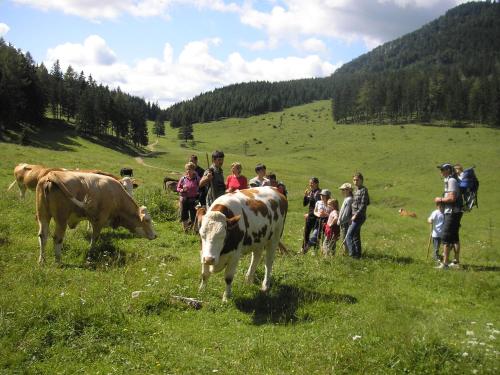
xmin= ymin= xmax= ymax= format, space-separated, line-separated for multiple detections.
xmin=53 ymin=221 xmax=67 ymax=264
xmin=37 ymin=217 xmax=50 ymax=265
xmin=245 ymin=249 xmax=263 ymax=284
xmin=261 ymin=241 xmax=278 ymax=292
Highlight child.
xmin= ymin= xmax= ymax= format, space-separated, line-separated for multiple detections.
xmin=338 ymin=183 xmax=353 ymax=255
xmin=306 ymin=189 xmax=331 ymax=251
xmin=427 ymin=202 xmax=444 ymax=262
xmin=322 ymin=198 xmax=340 ymax=256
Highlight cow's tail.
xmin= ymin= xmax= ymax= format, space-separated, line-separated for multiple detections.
xmin=46 ymin=172 xmax=87 ymax=210
xmin=7 ymin=180 xmax=17 ymax=191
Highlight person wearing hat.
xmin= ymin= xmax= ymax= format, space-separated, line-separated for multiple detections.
xmin=345 ymin=173 xmax=370 ymax=259
xmin=338 ymin=182 xmax=353 ymax=254
xmin=300 ymin=177 xmax=321 ymax=253
xmin=434 ymin=163 xmax=463 ymax=269
xmin=249 ymin=163 xmax=270 ymax=187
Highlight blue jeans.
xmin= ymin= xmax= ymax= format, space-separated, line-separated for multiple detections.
xmin=346 ymin=216 xmax=365 ymax=258
xmin=432 ymin=237 xmax=442 ymax=260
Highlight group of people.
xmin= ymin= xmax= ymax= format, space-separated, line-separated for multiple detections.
xmin=176 ymin=152 xmax=462 ymax=266
xmin=301 ymin=173 xmax=370 ymax=258
xmin=176 ymin=151 xmax=287 ymax=232
xmin=428 ymin=163 xmax=465 ymax=269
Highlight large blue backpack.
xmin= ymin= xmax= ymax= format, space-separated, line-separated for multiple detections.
xmin=458 ymin=167 xmax=479 ymax=212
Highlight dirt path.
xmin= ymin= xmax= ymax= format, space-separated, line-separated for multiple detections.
xmin=134 ymin=140 xmax=180 ymax=175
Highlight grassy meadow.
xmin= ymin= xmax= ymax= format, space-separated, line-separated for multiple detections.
xmin=0 ymin=100 xmax=499 ymax=374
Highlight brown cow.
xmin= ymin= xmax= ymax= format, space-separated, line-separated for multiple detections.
xmin=8 ymin=163 xmax=65 ymax=198
xmin=8 ymin=163 xmax=135 ymax=198
xmin=36 ymin=171 xmax=156 ymax=264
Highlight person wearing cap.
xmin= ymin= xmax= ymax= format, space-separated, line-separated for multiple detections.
xmin=345 ymin=172 xmax=370 ymax=258
xmin=338 ymin=182 xmax=353 ymax=254
xmin=300 ymin=177 xmax=321 ymax=253
xmin=249 ymin=163 xmax=270 ymax=188
xmin=199 ymin=150 xmax=225 ymax=206
xmin=434 ymin=163 xmax=463 ymax=269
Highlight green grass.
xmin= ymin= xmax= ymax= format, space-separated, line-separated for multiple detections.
xmin=0 ymin=101 xmax=499 ymax=374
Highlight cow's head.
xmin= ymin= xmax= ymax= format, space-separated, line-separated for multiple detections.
xmin=134 ymin=206 xmax=157 ymax=240
xmin=199 ymin=211 xmax=240 ymax=265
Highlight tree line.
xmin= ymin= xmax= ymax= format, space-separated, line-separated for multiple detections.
xmin=165 ymin=78 xmax=334 ymax=129
xmin=0 ymin=38 xmax=165 ymax=146
xmin=331 ymin=1 xmax=500 ymax=126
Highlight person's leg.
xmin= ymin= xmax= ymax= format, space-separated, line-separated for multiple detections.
xmin=345 ymin=221 xmax=358 ymax=257
xmin=302 ymin=216 xmax=315 ymax=252
xmin=351 ymin=216 xmax=365 ymax=258
xmin=432 ymin=237 xmax=440 ymax=260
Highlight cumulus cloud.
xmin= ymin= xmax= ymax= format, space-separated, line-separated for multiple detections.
xmin=0 ymin=23 xmax=10 ymax=37
xmin=13 ymin=0 xmax=239 ymax=20
xmin=45 ymin=35 xmax=339 ymax=107
xmin=239 ymin=0 xmax=468 ymax=50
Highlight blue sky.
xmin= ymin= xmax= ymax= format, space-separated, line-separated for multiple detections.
xmin=0 ymin=0 xmax=467 ymax=108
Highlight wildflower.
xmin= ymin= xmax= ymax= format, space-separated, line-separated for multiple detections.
xmin=352 ymin=335 xmax=362 ymax=341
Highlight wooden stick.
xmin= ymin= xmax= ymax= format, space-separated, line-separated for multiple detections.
xmin=171 ymin=295 xmax=203 ymax=310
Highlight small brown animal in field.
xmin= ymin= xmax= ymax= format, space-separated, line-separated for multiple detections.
xmin=398 ymin=208 xmax=417 ymax=218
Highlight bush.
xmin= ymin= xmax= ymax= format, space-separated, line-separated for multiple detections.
xmin=134 ymin=186 xmax=178 ymax=222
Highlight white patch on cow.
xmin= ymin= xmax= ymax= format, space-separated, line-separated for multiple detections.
xmin=199 ymin=211 xmax=227 ymax=265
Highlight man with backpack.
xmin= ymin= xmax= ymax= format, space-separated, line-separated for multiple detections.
xmin=434 ymin=163 xmax=463 ymax=269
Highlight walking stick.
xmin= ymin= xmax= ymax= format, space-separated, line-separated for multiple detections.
xmin=426 ymin=231 xmax=432 ymax=259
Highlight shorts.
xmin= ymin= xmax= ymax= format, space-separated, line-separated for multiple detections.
xmin=441 ymin=212 xmax=462 ymax=245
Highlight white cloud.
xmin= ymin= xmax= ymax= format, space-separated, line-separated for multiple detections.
xmin=300 ymin=38 xmax=328 ymax=53
xmin=13 ymin=0 xmax=239 ymax=20
xmin=45 ymin=35 xmax=339 ymax=107
xmin=239 ymin=0 xmax=469 ymax=51
xmin=46 ymin=35 xmax=117 ymax=66
xmin=0 ymin=23 xmax=10 ymax=37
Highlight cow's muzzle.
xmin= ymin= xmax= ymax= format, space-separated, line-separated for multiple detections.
xmin=203 ymin=256 xmax=215 ymax=265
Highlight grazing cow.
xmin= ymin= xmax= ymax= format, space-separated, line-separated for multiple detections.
xmin=8 ymin=163 xmax=65 ymax=198
xmin=8 ymin=163 xmax=134 ymax=198
xmin=199 ymin=187 xmax=287 ymax=301
xmin=36 ymin=171 xmax=156 ymax=264
xmin=399 ymin=208 xmax=417 ymax=218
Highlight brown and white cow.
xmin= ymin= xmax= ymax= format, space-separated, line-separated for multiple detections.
xmin=199 ymin=187 xmax=287 ymax=301
xmin=36 ymin=171 xmax=156 ymax=264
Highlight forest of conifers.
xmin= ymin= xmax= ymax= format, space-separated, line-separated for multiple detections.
xmin=1 ymin=1 xmax=499 ymax=142
xmin=0 ymin=38 xmax=163 ymax=145
xmin=331 ymin=1 xmax=500 ymax=126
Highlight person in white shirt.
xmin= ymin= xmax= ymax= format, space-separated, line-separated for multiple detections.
xmin=427 ymin=202 xmax=445 ymax=262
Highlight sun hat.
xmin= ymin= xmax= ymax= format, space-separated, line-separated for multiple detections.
xmin=320 ymin=189 xmax=331 ymax=197
xmin=338 ymin=182 xmax=352 ymax=190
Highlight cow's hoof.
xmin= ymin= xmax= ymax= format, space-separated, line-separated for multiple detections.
xmin=222 ymin=292 xmax=231 ymax=302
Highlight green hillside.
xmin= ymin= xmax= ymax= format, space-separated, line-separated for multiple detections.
xmin=1 ymin=101 xmax=499 ymax=373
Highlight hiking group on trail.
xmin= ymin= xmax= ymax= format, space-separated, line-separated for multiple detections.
xmin=173 ymin=150 xmax=478 ymax=266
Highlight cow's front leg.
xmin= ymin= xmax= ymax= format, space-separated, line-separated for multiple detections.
xmin=53 ymin=221 xmax=67 ymax=264
xmin=37 ymin=218 xmax=49 ymax=265
xmin=245 ymin=249 xmax=263 ymax=284
xmin=261 ymin=244 xmax=277 ymax=292
xmin=199 ymin=263 xmax=211 ymax=291
xmin=222 ymin=259 xmax=238 ymax=302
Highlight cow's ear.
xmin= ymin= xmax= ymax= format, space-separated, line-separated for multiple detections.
xmin=226 ymin=215 xmax=241 ymax=228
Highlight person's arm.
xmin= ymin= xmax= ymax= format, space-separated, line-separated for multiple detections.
xmin=176 ymin=177 xmax=184 ymax=194
xmin=434 ymin=179 xmax=457 ymax=203
xmin=199 ymin=170 xmax=212 ymax=189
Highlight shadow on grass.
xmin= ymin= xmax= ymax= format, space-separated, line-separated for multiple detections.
xmin=364 ymin=252 xmax=414 ymax=265
xmin=234 ymin=284 xmax=357 ymax=326
xmin=462 ymin=264 xmax=500 ymax=272
xmin=2 ymin=119 xmax=147 ymax=156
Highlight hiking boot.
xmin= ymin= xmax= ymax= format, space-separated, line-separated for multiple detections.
xmin=449 ymin=262 xmax=460 ymax=269
xmin=435 ymin=262 xmax=448 ymax=269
